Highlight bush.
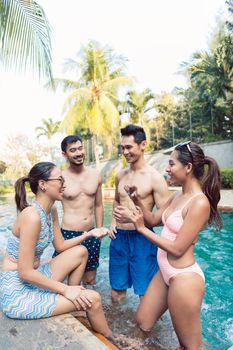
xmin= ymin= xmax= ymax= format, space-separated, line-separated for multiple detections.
xmin=220 ymin=169 xmax=233 ymax=189
xmin=104 ymin=168 xmax=116 ymax=188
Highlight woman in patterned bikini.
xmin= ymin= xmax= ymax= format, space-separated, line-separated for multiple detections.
xmin=0 ymin=162 xmax=111 ymax=337
xmin=114 ymin=142 xmax=222 ymax=349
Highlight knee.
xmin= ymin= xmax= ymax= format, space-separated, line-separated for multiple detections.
xmin=83 ymin=277 xmax=96 ymax=285
xmin=70 ymin=245 xmax=88 ymax=264
xmin=135 ymin=313 xmax=153 ymax=332
xmin=89 ymin=291 xmax=102 ymax=310
xmin=75 ymin=245 xmax=88 ymax=259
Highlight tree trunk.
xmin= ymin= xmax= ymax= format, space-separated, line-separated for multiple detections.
xmin=93 ymin=135 xmax=100 ymax=169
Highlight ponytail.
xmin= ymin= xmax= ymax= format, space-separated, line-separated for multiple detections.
xmin=202 ymin=156 xmax=223 ymax=230
xmin=15 ymin=176 xmax=30 ymax=212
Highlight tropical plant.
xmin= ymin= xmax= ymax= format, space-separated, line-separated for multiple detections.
xmin=36 ymin=117 xmax=60 ymax=139
xmin=178 ymin=19 xmax=233 ymax=142
xmin=152 ymin=92 xmax=177 ymax=149
xmin=53 ymin=40 xmax=134 ymax=166
xmin=0 ymin=0 xmax=53 ymax=83
xmin=123 ymin=88 xmax=155 ymax=125
xmin=0 ymin=159 xmax=7 ymax=173
xmin=226 ymin=0 xmax=233 ymax=32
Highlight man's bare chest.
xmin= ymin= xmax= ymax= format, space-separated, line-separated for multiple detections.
xmin=118 ymin=173 xmax=153 ymax=199
xmin=63 ymin=180 xmax=98 ymax=200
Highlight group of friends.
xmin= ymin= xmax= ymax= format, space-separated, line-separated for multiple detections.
xmin=0 ymin=124 xmax=222 ymax=350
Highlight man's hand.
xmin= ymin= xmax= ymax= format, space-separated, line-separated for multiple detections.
xmin=124 ymin=185 xmax=140 ymax=204
xmin=62 ymin=285 xmax=92 ymax=310
xmin=113 ymin=205 xmax=134 ymax=223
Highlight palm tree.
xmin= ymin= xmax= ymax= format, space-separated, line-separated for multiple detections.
xmin=0 ymin=0 xmax=53 ymax=83
xmin=124 ymin=88 xmax=155 ymax=125
xmin=54 ymin=40 xmax=134 ymax=166
xmin=35 ymin=117 xmax=60 ymax=162
xmin=35 ymin=117 xmax=60 ymax=139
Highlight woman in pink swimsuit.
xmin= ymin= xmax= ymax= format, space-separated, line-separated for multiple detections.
xmin=121 ymin=142 xmax=222 ymax=350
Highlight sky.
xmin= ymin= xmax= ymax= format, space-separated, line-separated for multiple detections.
xmin=0 ymin=0 xmax=227 ymax=147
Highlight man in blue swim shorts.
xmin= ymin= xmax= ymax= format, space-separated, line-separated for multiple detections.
xmin=53 ymin=135 xmax=104 ymax=285
xmin=108 ymin=125 xmax=170 ymax=301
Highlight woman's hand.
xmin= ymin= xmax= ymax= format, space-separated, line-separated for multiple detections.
xmin=124 ymin=185 xmax=140 ymax=204
xmin=89 ymin=227 xmax=109 ymax=239
xmin=131 ymin=206 xmax=146 ymax=232
xmin=108 ymin=225 xmax=117 ymax=240
xmin=63 ymin=285 xmax=92 ymax=310
xmin=113 ymin=205 xmax=134 ymax=223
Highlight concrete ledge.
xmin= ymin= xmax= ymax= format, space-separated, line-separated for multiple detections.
xmin=0 ymin=311 xmax=110 ymax=350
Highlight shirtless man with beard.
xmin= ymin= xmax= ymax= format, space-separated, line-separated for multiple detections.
xmin=109 ymin=124 xmax=170 ymax=301
xmin=53 ymin=135 xmax=103 ymax=285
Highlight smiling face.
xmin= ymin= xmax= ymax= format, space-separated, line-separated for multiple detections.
xmin=166 ymin=150 xmax=191 ymax=185
xmin=121 ymin=135 xmax=146 ymax=164
xmin=41 ymin=167 xmax=65 ymax=201
xmin=63 ymin=140 xmax=85 ymax=166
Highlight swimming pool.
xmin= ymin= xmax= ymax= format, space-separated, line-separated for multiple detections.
xmin=0 ymin=197 xmax=232 ymax=350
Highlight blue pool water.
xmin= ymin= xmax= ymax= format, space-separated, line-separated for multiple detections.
xmin=0 ymin=197 xmax=232 ymax=350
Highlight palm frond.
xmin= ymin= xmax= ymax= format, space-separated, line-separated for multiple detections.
xmin=1 ymin=0 xmax=53 ymax=82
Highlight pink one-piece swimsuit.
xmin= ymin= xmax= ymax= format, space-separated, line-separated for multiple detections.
xmin=157 ymin=193 xmax=205 ymax=286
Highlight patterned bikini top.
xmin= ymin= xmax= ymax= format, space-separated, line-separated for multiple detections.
xmin=6 ymin=201 xmax=54 ymax=261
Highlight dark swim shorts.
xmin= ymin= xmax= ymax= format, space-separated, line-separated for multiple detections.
xmin=53 ymin=228 xmax=101 ymax=271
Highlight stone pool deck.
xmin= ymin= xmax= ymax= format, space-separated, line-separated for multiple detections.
xmin=0 ymin=310 xmax=114 ymax=350
xmin=0 ymin=189 xmax=232 ymax=350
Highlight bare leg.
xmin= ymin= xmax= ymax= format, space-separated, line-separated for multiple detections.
xmin=49 ymin=245 xmax=88 ymax=285
xmin=83 ymin=270 xmax=97 ymax=285
xmin=111 ymin=289 xmax=126 ymax=302
xmin=168 ymin=273 xmax=205 ymax=350
xmin=52 ymin=290 xmax=111 ymax=337
xmin=136 ymin=271 xmax=168 ymax=331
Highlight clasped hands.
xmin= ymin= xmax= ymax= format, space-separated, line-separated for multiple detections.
xmin=63 ymin=285 xmax=92 ymax=311
xmin=109 ymin=185 xmax=145 ymax=239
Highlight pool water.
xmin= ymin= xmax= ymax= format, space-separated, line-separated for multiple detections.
xmin=0 ymin=198 xmax=232 ymax=350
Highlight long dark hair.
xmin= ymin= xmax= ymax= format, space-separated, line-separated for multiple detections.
xmin=175 ymin=142 xmax=223 ymax=230
xmin=15 ymin=162 xmax=56 ymax=212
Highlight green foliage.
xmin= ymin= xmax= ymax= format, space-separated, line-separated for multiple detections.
xmin=0 ymin=182 xmax=14 ymax=194
xmin=0 ymin=0 xmax=53 ymax=83
xmin=53 ymin=40 xmax=134 ymax=165
xmin=220 ymin=168 xmax=233 ymax=188
xmin=36 ymin=118 xmax=60 ymax=139
xmin=0 ymin=160 xmax=7 ymax=174
xmin=105 ymin=168 xmax=116 ymax=187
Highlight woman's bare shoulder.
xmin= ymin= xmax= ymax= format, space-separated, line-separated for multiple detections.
xmin=18 ymin=206 xmax=40 ymax=223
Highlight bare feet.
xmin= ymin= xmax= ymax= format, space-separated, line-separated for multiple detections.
xmin=111 ymin=289 xmax=126 ymax=302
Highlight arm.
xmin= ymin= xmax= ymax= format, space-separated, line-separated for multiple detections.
xmin=52 ymin=207 xmax=107 ymax=253
xmin=18 ymin=207 xmax=95 ymax=310
xmin=114 ymin=185 xmax=174 ymax=227
xmin=140 ymin=172 xmax=171 ymax=226
xmin=108 ymin=173 xmax=121 ymax=239
xmin=152 ymin=172 xmax=171 ymax=209
xmin=94 ymin=173 xmax=104 ymax=228
xmin=18 ymin=208 xmax=67 ymax=294
xmin=132 ymin=197 xmax=210 ymax=257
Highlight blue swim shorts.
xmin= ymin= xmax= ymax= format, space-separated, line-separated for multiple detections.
xmin=109 ymin=228 xmax=159 ymax=296
xmin=53 ymin=228 xmax=101 ymax=271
